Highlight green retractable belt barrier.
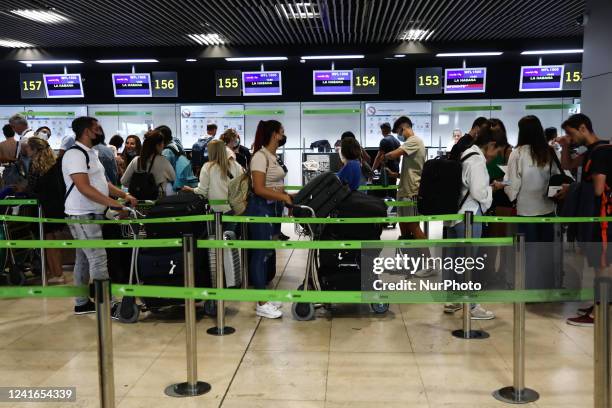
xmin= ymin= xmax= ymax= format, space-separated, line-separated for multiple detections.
xmin=475 ymin=215 xmax=612 ymax=223
xmin=0 ymin=239 xmax=182 ymax=249
xmin=283 ymin=185 xmax=398 ymax=191
xmin=0 ymin=285 xmax=593 ymax=304
xmin=0 ymin=214 xmax=214 ymax=224
xmin=222 ymin=214 xmax=462 ymax=224
xmin=0 ymin=199 xmax=38 ymax=206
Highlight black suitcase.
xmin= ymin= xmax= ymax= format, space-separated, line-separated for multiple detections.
xmin=137 ymin=247 xmax=211 ymax=309
xmin=293 ymin=172 xmax=351 ymax=218
xmin=326 ymin=191 xmax=387 ymax=240
xmin=145 ymin=192 xmax=208 ymax=238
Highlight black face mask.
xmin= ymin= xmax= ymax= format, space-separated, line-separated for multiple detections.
xmin=92 ymin=130 xmax=105 ymax=146
xmin=278 ymin=135 xmax=287 ymax=147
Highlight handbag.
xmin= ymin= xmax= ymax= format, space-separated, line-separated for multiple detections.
xmin=547 ymin=150 xmax=574 ymax=199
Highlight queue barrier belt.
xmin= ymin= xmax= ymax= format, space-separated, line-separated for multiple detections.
xmin=284 ymin=185 xmax=398 ymax=191
xmin=0 ymin=199 xmax=38 ymax=206
xmin=0 ymin=284 xmax=594 ymax=304
xmin=222 ymin=214 xmax=462 ymax=224
xmin=475 ymin=215 xmax=612 ymax=223
xmin=0 ymin=237 xmax=513 ymax=250
xmin=0 ymin=214 xmax=214 ymax=224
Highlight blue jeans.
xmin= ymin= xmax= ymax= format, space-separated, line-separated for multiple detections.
xmin=245 ymin=195 xmax=283 ymax=289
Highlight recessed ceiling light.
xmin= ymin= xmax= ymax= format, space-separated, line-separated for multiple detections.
xmin=400 ymin=29 xmax=432 ymax=41
xmin=225 ymin=57 xmax=288 ymax=61
xmin=10 ymin=9 xmax=70 ymax=24
xmin=436 ymin=52 xmax=503 ymax=57
xmin=0 ymin=39 xmax=34 ymax=48
xmin=19 ymin=60 xmax=83 ymax=65
xmin=185 ymin=58 xmax=197 ymax=62
xmin=275 ymin=3 xmax=320 ymax=19
xmin=300 ymin=55 xmax=364 ymax=60
xmin=520 ymin=49 xmax=583 ymax=55
xmin=394 ymin=54 xmax=406 ymax=58
xmin=187 ymin=34 xmax=224 ymax=46
xmin=96 ymin=59 xmax=158 ymax=63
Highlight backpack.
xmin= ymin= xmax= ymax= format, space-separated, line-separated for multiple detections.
xmin=417 ymin=152 xmax=478 ymax=215
xmin=166 ymin=146 xmax=198 ymax=191
xmin=228 ymin=171 xmax=251 ymax=215
xmin=128 ymin=156 xmax=160 ymax=200
xmin=191 ymin=136 xmax=214 ymax=169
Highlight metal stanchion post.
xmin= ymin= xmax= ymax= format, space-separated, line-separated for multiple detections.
xmin=38 ymin=204 xmax=47 ymax=286
xmin=594 ymin=277 xmax=612 ymax=407
xmin=166 ymin=234 xmax=211 ymax=397
xmin=207 ymin=212 xmax=235 ymax=336
xmin=94 ymin=279 xmax=115 ymax=408
xmin=240 ymin=223 xmax=249 ymax=289
xmin=493 ymin=234 xmax=539 ymax=403
xmin=452 ymin=211 xmax=489 ymax=339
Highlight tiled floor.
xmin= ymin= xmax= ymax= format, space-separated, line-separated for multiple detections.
xmin=0 ymin=226 xmax=595 ymax=407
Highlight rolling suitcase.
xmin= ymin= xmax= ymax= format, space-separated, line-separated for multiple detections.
xmin=293 ymin=172 xmax=351 ymax=218
xmin=208 ymin=230 xmax=242 ymax=288
xmin=145 ymin=192 xmax=208 ymax=238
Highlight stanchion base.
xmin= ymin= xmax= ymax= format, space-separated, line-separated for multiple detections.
xmin=451 ymin=329 xmax=490 ymax=339
xmin=492 ymin=386 xmax=539 ymax=404
xmin=164 ymin=381 xmax=211 ymax=397
xmin=207 ymin=326 xmax=236 ymax=336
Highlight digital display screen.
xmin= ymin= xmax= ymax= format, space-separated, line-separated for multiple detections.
xmin=313 ymin=70 xmax=353 ymax=95
xmin=519 ymin=65 xmax=564 ymax=92
xmin=43 ymin=74 xmax=84 ymax=98
xmin=112 ymin=73 xmax=152 ymax=97
xmin=242 ymin=71 xmax=282 ymax=96
xmin=444 ymin=68 xmax=487 ymax=94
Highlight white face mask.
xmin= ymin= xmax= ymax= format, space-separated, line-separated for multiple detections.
xmin=36 ymin=131 xmax=50 ymax=141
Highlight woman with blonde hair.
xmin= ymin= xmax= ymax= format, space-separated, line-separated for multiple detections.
xmin=25 ymin=137 xmax=65 ymax=283
xmin=183 ymin=139 xmax=243 ymax=214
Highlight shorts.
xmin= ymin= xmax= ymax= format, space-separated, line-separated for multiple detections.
xmin=397 ymin=196 xmax=418 ymax=217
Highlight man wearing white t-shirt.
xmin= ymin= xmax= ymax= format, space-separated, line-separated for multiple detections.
xmin=63 ymin=116 xmax=137 ymax=315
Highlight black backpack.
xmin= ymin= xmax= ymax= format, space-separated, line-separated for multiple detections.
xmin=190 ymin=136 xmax=214 ymax=169
xmin=128 ymin=156 xmax=160 ymax=200
xmin=417 ymin=152 xmax=478 ymax=215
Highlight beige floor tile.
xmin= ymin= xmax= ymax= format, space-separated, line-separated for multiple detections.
xmin=498 ymin=353 xmax=592 ymax=407
xmin=3 ymin=314 xmax=98 ymax=351
xmin=486 ymin=319 xmax=587 ymax=356
xmin=0 ymin=314 xmax=48 ymax=348
xmin=38 ymin=351 xmax=157 ymax=398
xmin=8 ymin=396 xmax=109 ymax=408
xmin=429 ymin=404 xmax=538 ymax=408
xmin=227 ymin=351 xmax=328 ymax=401
xmin=161 ymin=317 xmax=258 ymax=355
xmin=551 ymin=319 xmax=594 ymax=357
xmin=404 ymin=316 xmax=500 ymax=355
xmin=325 ymin=352 xmax=427 ymax=404
xmin=416 ymin=352 xmax=511 ymax=405
xmin=250 ymin=317 xmax=331 ymax=352
xmin=126 ymin=351 xmax=243 ymax=403
xmin=223 ymin=400 xmax=325 ymax=408
xmin=119 ymin=396 xmax=217 ymax=408
xmin=326 ymin=402 xmax=427 ymax=408
xmin=330 ymin=315 xmax=411 ymax=353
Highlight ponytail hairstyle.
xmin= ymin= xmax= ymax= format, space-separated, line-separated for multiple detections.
xmin=252 ymin=120 xmax=282 ymax=153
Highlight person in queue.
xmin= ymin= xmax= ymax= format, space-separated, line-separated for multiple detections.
xmin=219 ymin=128 xmax=239 ymax=161
xmin=233 ymin=134 xmax=252 ymax=170
xmin=384 ymin=117 xmax=433 ymax=275
xmin=108 ymin=134 xmax=123 ymax=155
xmin=246 ymin=120 xmax=291 ymax=319
xmin=184 ymin=139 xmax=243 ymax=225
xmin=557 ymin=114 xmax=607 ymax=326
xmin=9 ymin=113 xmax=34 ymax=169
xmin=337 ymin=137 xmax=364 ymax=191
xmin=372 ymin=122 xmax=400 ymax=186
xmin=92 ymin=130 xmax=119 ymax=185
xmin=33 ymin=126 xmax=51 ymax=141
xmin=449 ymin=116 xmax=489 ymax=160
xmin=192 ymin=123 xmax=218 ymax=176
xmin=121 ymin=130 xmax=175 ymax=199
xmin=62 ymin=116 xmax=137 ymax=314
xmin=157 ymin=125 xmax=183 ymax=168
xmin=0 ymin=124 xmax=17 ymax=163
xmin=121 ymin=135 xmax=142 ymax=172
xmin=500 ymin=115 xmax=559 ymax=289
xmin=445 ymin=122 xmax=508 ymax=319
xmin=24 ymin=137 xmax=65 ymax=284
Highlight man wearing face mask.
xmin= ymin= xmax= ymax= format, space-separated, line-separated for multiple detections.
xmin=92 ymin=129 xmax=119 ymax=185
xmin=233 ymin=135 xmax=251 ymax=170
xmin=62 ymin=116 xmax=137 ymax=315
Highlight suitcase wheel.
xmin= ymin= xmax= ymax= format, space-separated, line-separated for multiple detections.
xmin=118 ymin=297 xmax=140 ymax=324
xmin=370 ymin=303 xmax=389 ymax=314
xmin=292 ymin=302 xmax=315 ymax=321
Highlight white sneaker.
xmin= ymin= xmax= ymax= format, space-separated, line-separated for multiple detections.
xmin=256 ymin=302 xmax=283 ymax=319
xmin=270 ymin=301 xmax=283 ymax=309
xmin=470 ymin=304 xmax=495 ymax=320
xmin=443 ymin=303 xmax=462 ymax=314
xmin=414 ymin=268 xmax=437 ymax=278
